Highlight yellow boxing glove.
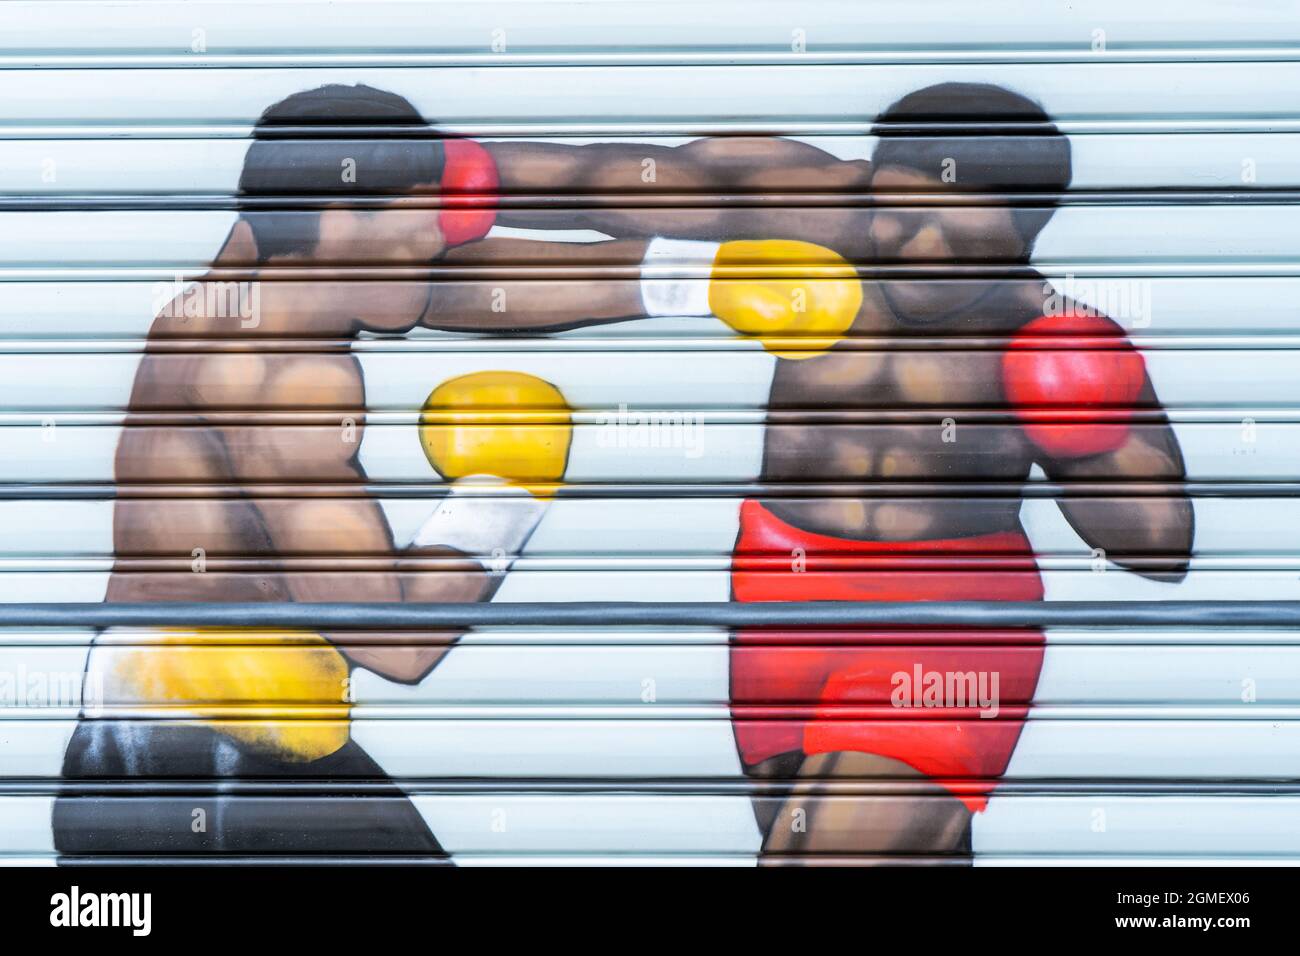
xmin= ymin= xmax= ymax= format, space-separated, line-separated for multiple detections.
xmin=411 ymin=371 xmax=574 ymax=573
xmin=98 ymin=629 xmax=350 ymax=763
xmin=641 ymin=237 xmax=862 ymax=359
xmin=418 ymin=370 xmax=573 ymax=499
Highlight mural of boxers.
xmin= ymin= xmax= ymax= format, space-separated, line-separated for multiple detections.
xmin=0 ymin=0 xmax=1298 ymax=866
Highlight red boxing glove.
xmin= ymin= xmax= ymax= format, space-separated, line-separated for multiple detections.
xmin=1003 ymin=313 xmax=1147 ymax=458
xmin=439 ymin=139 xmax=499 ymax=247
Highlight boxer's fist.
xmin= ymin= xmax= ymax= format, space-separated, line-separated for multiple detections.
xmin=419 ymin=370 xmax=573 ymax=497
xmin=708 ymin=239 xmax=863 ymax=359
xmin=1003 ymin=313 xmax=1147 ymax=458
xmin=103 ymin=630 xmax=350 ymax=762
xmin=438 ymin=139 xmax=499 ymax=246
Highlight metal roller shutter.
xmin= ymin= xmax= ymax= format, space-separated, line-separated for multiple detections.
xmin=1 ymin=0 xmax=1298 ymax=871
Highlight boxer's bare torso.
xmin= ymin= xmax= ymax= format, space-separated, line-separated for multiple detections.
xmin=760 ymin=280 xmax=1191 ymax=567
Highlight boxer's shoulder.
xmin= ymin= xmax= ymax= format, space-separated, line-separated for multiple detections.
xmin=1011 ymin=307 xmax=1129 ymax=338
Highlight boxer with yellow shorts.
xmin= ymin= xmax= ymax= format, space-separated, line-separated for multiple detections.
xmin=56 ymin=370 xmax=574 ymax=856
xmin=90 ymin=371 xmax=572 ymax=762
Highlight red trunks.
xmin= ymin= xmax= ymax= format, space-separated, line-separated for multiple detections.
xmin=730 ymin=499 xmax=1045 ymax=813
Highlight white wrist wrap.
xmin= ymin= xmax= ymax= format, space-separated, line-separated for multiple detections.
xmin=640 ymin=237 xmax=719 ymax=317
xmin=410 ymin=477 xmax=547 ymax=566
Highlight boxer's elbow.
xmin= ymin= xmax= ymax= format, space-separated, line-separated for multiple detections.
xmin=1105 ymin=496 xmax=1194 ymax=583
xmin=1057 ymin=494 xmax=1194 ymax=584
xmin=1141 ymin=495 xmax=1194 ymax=581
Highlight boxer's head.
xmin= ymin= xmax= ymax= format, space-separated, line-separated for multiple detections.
xmin=868 ymin=83 xmax=1072 ymax=322
xmin=238 ymin=84 xmax=447 ymax=264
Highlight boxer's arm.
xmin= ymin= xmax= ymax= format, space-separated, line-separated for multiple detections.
xmin=421 ymin=236 xmax=863 ymax=352
xmin=208 ymin=351 xmax=499 ymax=681
xmin=1041 ymin=386 xmax=1193 ymax=581
xmin=1005 ymin=313 xmax=1193 ymax=580
xmin=487 ymin=138 xmax=871 ymax=247
xmin=421 ymin=237 xmax=649 ymax=331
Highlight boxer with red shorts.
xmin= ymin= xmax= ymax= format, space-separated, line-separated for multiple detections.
xmin=725 ymin=298 xmax=1188 ymax=860
xmin=706 ymin=84 xmax=1193 ymax=864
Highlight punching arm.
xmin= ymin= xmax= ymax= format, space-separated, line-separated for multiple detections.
xmin=423 ymin=236 xmax=863 ymax=358
xmin=487 ymin=138 xmax=872 ymax=245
